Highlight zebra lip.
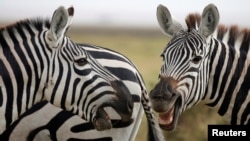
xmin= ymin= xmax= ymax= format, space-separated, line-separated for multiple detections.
xmin=158 ymin=95 xmax=181 ymax=131
xmin=93 ymin=108 xmax=112 ymax=131
xmin=158 ymin=107 xmax=175 ymax=130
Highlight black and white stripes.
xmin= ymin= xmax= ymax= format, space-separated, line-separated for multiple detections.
xmin=0 ymin=6 xmax=165 ymax=141
xmin=1 ymin=43 xmax=165 ymax=141
xmin=0 ymin=6 xmax=135 ymax=135
xmin=149 ymin=3 xmax=249 ymax=131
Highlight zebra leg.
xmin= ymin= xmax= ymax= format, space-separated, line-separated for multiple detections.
xmin=93 ymin=108 xmax=112 ymax=131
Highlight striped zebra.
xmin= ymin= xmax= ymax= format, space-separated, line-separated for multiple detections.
xmin=0 ymin=5 xmax=130 ymax=136
xmin=0 ymin=5 xmax=165 ymax=141
xmin=1 ymin=43 xmax=165 ymax=141
xmin=149 ymin=3 xmax=250 ymax=131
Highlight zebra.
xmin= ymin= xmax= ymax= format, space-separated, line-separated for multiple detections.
xmin=1 ymin=43 xmax=165 ymax=141
xmin=0 ymin=4 xmax=164 ymax=141
xmin=0 ymin=5 xmax=134 ymax=136
xmin=149 ymin=3 xmax=250 ymax=131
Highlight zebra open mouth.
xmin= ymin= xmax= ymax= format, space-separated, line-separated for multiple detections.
xmin=92 ymin=80 xmax=134 ymax=131
xmin=93 ymin=107 xmax=112 ymax=131
xmin=158 ymin=96 xmax=182 ymax=131
xmin=93 ymin=100 xmax=133 ymax=131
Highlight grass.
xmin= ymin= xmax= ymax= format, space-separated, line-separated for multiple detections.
xmin=67 ymin=26 xmax=228 ymax=141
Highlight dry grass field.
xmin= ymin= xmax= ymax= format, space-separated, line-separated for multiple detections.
xmin=68 ymin=26 xmax=228 ymax=141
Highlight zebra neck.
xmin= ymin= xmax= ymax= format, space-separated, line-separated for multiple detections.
xmin=0 ymin=30 xmax=51 ymax=129
xmin=204 ymin=38 xmax=250 ymax=120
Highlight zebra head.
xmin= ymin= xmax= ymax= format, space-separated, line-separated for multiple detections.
xmin=43 ymin=6 xmax=134 ymax=131
xmin=149 ymin=4 xmax=220 ymax=131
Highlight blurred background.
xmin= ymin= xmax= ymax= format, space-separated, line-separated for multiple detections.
xmin=1 ymin=0 xmax=250 ymax=27
xmin=1 ymin=0 xmax=248 ymax=140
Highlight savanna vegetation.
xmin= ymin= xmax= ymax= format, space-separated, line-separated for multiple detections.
xmin=68 ymin=26 xmax=228 ymax=141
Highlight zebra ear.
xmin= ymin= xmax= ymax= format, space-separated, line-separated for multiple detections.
xmin=156 ymin=4 xmax=183 ymax=36
xmin=47 ymin=6 xmax=74 ymax=45
xmin=199 ymin=3 xmax=219 ymax=37
xmin=65 ymin=6 xmax=74 ymax=31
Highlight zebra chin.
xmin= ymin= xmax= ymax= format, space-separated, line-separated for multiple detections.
xmin=93 ymin=104 xmax=134 ymax=131
xmin=93 ymin=108 xmax=112 ymax=131
xmin=158 ymin=97 xmax=182 ymax=131
xmin=149 ymin=76 xmax=183 ymax=131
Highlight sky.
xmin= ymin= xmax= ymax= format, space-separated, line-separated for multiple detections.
xmin=0 ymin=0 xmax=249 ymax=28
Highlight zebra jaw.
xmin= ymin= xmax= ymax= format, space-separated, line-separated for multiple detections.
xmin=91 ymin=80 xmax=134 ymax=131
xmin=159 ymin=107 xmax=174 ymax=126
xmin=93 ymin=108 xmax=112 ymax=131
xmin=158 ymin=96 xmax=181 ymax=131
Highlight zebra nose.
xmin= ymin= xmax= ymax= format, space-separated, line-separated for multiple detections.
xmin=150 ymin=76 xmax=178 ymax=100
xmin=160 ymin=75 xmax=178 ymax=86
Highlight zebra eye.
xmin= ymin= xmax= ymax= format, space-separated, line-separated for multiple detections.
xmin=192 ymin=56 xmax=202 ymax=64
xmin=75 ymin=58 xmax=88 ymax=66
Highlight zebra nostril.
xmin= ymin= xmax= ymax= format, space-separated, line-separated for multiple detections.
xmin=153 ymin=95 xmax=164 ymax=99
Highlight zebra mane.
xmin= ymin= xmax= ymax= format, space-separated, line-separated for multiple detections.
xmin=0 ymin=18 xmax=50 ymax=34
xmin=185 ymin=13 xmax=201 ymax=31
xmin=185 ymin=13 xmax=250 ymax=52
xmin=216 ymin=25 xmax=250 ymax=52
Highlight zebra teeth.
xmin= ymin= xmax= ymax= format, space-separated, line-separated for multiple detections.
xmin=158 ymin=107 xmax=174 ymax=128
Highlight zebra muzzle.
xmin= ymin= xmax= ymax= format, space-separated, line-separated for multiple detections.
xmin=149 ymin=76 xmax=183 ymax=130
xmin=110 ymin=80 xmax=134 ymax=122
xmin=92 ymin=80 xmax=134 ymax=131
xmin=93 ymin=108 xmax=112 ymax=131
